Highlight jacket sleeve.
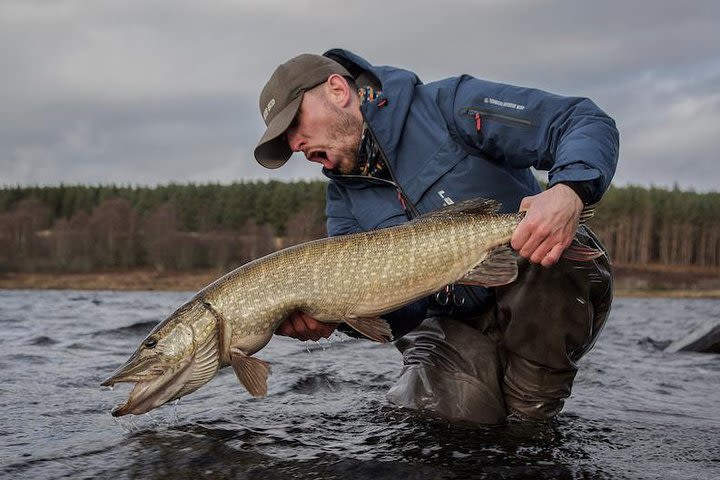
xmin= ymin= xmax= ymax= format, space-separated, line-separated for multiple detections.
xmin=448 ymin=75 xmax=619 ymax=204
xmin=325 ymin=182 xmax=363 ymax=236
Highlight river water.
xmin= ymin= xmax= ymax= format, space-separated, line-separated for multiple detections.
xmin=0 ymin=290 xmax=718 ymax=479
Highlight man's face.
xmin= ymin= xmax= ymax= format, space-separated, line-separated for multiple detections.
xmin=285 ymin=87 xmax=363 ymax=175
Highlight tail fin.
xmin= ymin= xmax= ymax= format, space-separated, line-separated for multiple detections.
xmin=562 ymin=241 xmax=605 ymax=261
xmin=564 ymin=204 xmax=603 ymax=260
xmin=578 ymin=204 xmax=596 ymax=224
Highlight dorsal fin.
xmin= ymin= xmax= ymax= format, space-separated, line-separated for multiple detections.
xmin=414 ymin=197 xmax=595 ymax=225
xmin=417 ymin=198 xmax=502 ymax=220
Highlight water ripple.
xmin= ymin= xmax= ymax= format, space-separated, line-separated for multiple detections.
xmin=91 ymin=320 xmax=159 ymax=339
xmin=26 ymin=336 xmax=59 ymax=346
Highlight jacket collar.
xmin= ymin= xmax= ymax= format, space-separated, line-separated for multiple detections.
xmin=321 ymin=49 xmax=421 ymax=187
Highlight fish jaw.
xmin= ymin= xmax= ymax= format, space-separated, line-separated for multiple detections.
xmin=104 ymin=357 xmax=195 ymax=417
xmin=101 ymin=351 xmax=165 ymax=386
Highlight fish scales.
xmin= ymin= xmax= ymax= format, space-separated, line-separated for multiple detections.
xmin=203 ymin=211 xmax=520 ymax=338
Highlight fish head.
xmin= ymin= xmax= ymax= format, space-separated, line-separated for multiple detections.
xmin=102 ymin=299 xmax=221 ymax=416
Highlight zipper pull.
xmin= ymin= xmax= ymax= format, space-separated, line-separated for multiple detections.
xmin=474 ymin=112 xmax=482 ymax=132
xmin=396 ymin=190 xmax=412 ymax=220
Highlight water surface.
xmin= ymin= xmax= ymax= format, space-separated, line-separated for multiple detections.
xmin=1 ymin=291 xmax=718 ymax=479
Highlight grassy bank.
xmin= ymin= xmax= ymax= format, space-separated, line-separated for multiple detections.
xmin=0 ymin=269 xmax=218 ymax=292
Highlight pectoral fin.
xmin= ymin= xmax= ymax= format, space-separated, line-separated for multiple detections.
xmin=229 ymin=347 xmax=271 ymax=397
xmin=458 ymin=245 xmax=519 ymax=287
xmin=344 ymin=317 xmax=393 ymax=343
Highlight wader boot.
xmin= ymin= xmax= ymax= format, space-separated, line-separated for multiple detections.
xmin=386 ymin=226 xmax=613 ymax=424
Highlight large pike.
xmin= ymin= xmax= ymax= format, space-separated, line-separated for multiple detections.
xmin=102 ymin=198 xmax=599 ymax=416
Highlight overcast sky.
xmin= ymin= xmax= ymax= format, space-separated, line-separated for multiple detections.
xmin=2 ymin=0 xmax=719 ymax=191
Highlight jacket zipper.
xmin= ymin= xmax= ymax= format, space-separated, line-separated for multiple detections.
xmin=361 ymin=123 xmax=420 ymax=220
xmin=464 ymin=107 xmax=532 ymax=128
xmin=335 ymin=173 xmax=418 ymax=221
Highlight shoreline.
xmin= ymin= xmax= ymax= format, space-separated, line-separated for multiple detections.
xmin=0 ymin=269 xmax=220 ymax=293
xmin=1 ymin=265 xmax=719 ymax=298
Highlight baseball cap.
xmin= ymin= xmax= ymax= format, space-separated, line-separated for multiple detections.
xmin=254 ymin=54 xmax=351 ymax=169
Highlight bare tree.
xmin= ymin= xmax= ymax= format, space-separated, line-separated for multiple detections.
xmin=88 ymin=198 xmax=139 ymax=268
xmin=283 ymin=200 xmax=326 ymax=248
xmin=143 ymin=202 xmax=180 ymax=271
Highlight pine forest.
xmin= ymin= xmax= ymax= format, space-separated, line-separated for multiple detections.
xmin=1 ymin=181 xmax=718 ymax=273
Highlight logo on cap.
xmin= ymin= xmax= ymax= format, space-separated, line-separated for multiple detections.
xmin=262 ymin=98 xmax=276 ymax=121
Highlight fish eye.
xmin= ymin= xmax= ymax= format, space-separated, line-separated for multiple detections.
xmin=144 ymin=337 xmax=158 ymax=349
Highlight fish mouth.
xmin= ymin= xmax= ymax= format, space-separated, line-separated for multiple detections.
xmin=101 ymin=332 xmax=221 ymax=417
xmin=103 ymin=359 xmax=194 ymax=417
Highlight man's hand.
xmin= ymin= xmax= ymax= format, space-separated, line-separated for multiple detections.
xmin=275 ymin=310 xmax=337 ymax=341
xmin=510 ymin=184 xmax=584 ymax=267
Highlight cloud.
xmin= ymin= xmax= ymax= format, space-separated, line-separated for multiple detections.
xmin=1 ymin=0 xmax=719 ymax=191
xmin=604 ymin=58 xmax=720 ymax=190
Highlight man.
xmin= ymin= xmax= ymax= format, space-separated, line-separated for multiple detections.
xmin=254 ymin=50 xmax=618 ymax=424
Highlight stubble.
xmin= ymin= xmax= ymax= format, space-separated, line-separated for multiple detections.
xmin=324 ymin=99 xmax=364 ymax=175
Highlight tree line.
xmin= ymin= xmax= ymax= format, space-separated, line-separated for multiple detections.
xmin=588 ymin=185 xmax=720 ymax=267
xmin=0 ymin=181 xmax=718 ymax=272
xmin=0 ymin=181 xmax=326 ymax=272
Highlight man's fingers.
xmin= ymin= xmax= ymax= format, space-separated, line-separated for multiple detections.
xmin=518 ymin=195 xmax=534 ymax=212
xmin=526 ymin=228 xmax=575 ymax=264
xmin=316 ymin=324 xmax=337 ymax=339
xmin=511 ymin=196 xmax=534 ymax=250
xmin=511 ymin=218 xmax=533 ymax=252
xmin=297 ymin=312 xmax=334 ymax=340
xmin=540 ymin=243 xmax=565 ymax=267
xmin=528 ymin=236 xmax=555 ymax=264
xmin=290 ymin=314 xmax=311 ymax=338
xmin=311 ymin=316 xmax=338 ymax=339
xmin=276 ymin=324 xmax=288 ymax=336
xmin=275 ymin=311 xmax=337 ymax=341
xmin=515 ymin=221 xmax=547 ymax=259
xmin=516 ymin=221 xmax=569 ymax=264
xmin=274 ymin=312 xmax=309 ymax=338
xmin=295 ymin=314 xmax=324 ymax=341
xmin=275 ymin=317 xmax=294 ymax=336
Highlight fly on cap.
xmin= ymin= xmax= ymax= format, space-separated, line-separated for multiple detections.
xmin=254 ymin=54 xmax=351 ymax=169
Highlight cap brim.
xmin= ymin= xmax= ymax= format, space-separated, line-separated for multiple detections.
xmin=254 ymin=95 xmax=303 ymax=169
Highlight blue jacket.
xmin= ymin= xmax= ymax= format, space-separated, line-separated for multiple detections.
xmin=321 ymin=49 xmax=619 ymax=334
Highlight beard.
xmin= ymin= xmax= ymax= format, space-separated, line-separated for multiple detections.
xmin=325 ymin=102 xmax=364 ymax=175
